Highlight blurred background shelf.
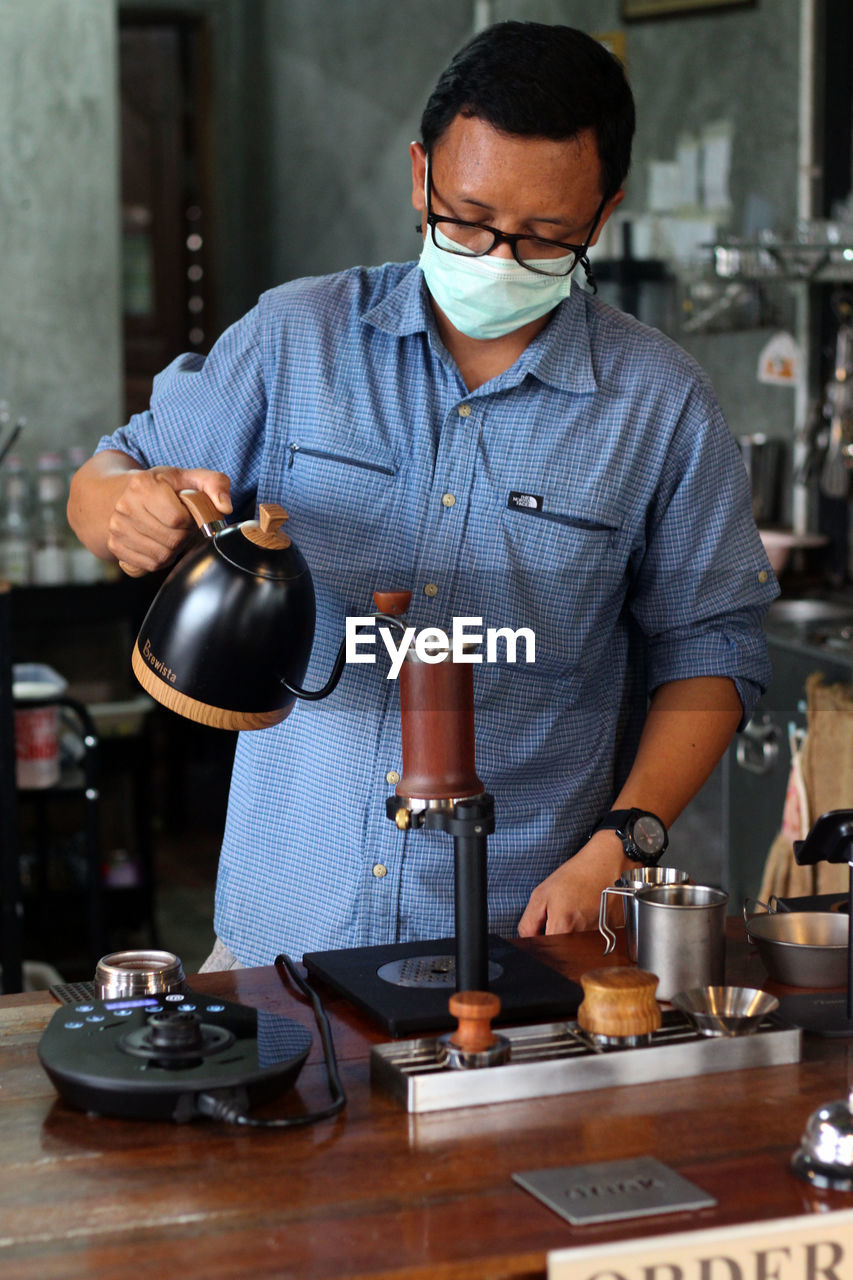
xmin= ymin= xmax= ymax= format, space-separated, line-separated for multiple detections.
xmin=1 ymin=579 xmax=232 ymax=988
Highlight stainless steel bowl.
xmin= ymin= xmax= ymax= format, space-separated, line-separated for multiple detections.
xmin=670 ymin=986 xmax=779 ymax=1036
xmin=745 ymin=912 xmax=848 ymax=987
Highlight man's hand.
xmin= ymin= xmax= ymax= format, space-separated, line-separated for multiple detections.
xmin=68 ymin=452 xmax=232 ymax=574
xmin=106 ymin=466 xmax=232 ymax=573
xmin=517 ymin=830 xmax=630 ymax=935
xmin=517 ymin=676 xmax=743 ymax=937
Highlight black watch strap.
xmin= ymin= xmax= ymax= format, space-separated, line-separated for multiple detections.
xmin=593 ymin=809 xmax=636 ymax=836
xmin=589 ymin=807 xmax=668 ymax=865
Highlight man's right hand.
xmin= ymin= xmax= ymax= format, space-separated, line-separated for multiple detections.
xmin=67 ymin=452 xmax=233 ymax=575
xmin=106 ymin=466 xmax=233 ymax=574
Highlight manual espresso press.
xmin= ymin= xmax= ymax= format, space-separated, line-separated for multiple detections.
xmin=373 ymin=590 xmax=493 ymax=993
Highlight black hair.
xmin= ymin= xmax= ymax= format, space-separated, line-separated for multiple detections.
xmin=420 ymin=21 xmax=635 ymax=200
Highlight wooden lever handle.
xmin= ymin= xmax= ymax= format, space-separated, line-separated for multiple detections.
xmin=373 ymin=590 xmax=412 ymax=615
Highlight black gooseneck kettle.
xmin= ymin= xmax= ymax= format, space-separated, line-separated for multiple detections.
xmin=129 ymin=491 xmax=346 ymax=730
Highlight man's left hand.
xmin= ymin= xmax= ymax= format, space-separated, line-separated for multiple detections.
xmin=517 ymin=831 xmax=630 ymax=935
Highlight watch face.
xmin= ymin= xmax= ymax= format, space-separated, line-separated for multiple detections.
xmin=632 ymin=813 xmax=666 ymax=856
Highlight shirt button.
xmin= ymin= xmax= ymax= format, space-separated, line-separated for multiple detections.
xmin=424 ymin=582 xmax=439 ymax=598
xmin=372 ymin=863 xmax=388 ymax=878
xmin=386 ymin=769 xmax=400 ymax=785
xmin=457 ymin=404 xmax=472 ymax=418
xmin=441 ymin=492 xmax=456 ymax=508
xmin=758 ymin=569 xmax=769 ymax=584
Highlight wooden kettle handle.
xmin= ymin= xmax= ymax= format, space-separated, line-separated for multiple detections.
xmin=119 ymin=489 xmax=222 ymax=578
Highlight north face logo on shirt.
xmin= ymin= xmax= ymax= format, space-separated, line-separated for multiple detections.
xmin=508 ymin=491 xmax=543 ymax=511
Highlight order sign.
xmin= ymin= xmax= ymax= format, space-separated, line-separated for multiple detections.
xmin=548 ymin=1209 xmax=853 ymax=1280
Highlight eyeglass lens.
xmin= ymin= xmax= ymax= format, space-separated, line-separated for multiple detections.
xmin=432 ymin=220 xmax=577 ymax=276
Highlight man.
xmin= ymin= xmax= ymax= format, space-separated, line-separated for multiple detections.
xmin=69 ymin=22 xmax=776 ymax=968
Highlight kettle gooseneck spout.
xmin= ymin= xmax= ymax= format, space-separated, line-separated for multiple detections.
xmin=280 ymin=611 xmax=409 ymax=701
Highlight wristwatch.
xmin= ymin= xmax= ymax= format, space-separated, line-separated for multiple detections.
xmin=590 ymin=808 xmax=668 ymax=865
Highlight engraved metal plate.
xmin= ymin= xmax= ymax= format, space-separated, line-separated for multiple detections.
xmin=376 ymin=955 xmax=502 ymax=988
xmin=513 ymin=1156 xmax=716 ymax=1226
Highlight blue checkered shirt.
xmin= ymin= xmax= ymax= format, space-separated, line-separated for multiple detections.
xmin=99 ymin=262 xmax=777 ymax=965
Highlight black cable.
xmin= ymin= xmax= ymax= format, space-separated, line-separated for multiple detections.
xmin=197 ymin=955 xmax=346 ymax=1129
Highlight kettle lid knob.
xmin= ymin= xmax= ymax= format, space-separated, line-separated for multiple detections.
xmin=240 ymin=504 xmax=292 ymax=550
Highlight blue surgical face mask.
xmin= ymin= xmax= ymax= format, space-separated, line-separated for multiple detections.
xmin=418 ymin=227 xmax=575 ymax=340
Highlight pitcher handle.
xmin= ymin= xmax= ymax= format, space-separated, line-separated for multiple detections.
xmin=743 ymin=894 xmax=786 ymax=925
xmin=599 ymin=884 xmax=634 ymax=955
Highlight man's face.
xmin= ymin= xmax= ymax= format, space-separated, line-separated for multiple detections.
xmin=410 ymin=114 xmax=624 ymax=258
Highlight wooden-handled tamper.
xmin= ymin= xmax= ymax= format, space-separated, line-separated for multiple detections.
xmin=440 ymin=990 xmax=511 ymax=1068
xmin=577 ymin=967 xmax=661 ymax=1045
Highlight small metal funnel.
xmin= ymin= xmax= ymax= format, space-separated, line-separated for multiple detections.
xmin=670 ymin=986 xmax=779 ymax=1037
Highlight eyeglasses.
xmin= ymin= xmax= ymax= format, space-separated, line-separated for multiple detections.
xmin=425 ymin=160 xmax=606 ymax=279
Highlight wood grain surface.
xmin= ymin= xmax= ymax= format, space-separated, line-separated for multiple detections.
xmin=1 ymin=926 xmax=851 ymax=1280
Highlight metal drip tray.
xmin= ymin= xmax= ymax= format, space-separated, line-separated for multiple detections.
xmin=376 ymin=955 xmax=503 ymax=988
xmin=370 ymin=1012 xmax=801 ymax=1113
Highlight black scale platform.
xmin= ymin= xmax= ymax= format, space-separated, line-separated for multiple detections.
xmin=303 ymin=933 xmax=583 ymax=1037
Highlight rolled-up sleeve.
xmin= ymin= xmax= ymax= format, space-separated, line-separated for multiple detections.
xmin=627 ymin=395 xmax=779 ymax=726
xmin=96 ymin=306 xmax=267 ymax=517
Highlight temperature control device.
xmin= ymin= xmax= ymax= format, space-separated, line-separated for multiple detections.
xmin=38 ymin=991 xmax=312 ymax=1122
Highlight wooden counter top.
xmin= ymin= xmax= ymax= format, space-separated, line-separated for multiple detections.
xmin=1 ymin=926 xmax=852 ymax=1279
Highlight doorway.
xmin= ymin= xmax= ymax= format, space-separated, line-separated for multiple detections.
xmin=119 ymin=14 xmax=214 ymax=417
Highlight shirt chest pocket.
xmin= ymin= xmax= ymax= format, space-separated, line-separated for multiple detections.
xmin=286 ymin=441 xmax=397 ymax=523
xmin=282 ymin=440 xmax=404 ymax=603
xmin=493 ymin=500 xmax=627 ymax=676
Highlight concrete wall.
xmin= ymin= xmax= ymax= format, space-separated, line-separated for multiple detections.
xmin=0 ymin=0 xmax=819 ymax=463
xmin=254 ymin=0 xmax=476 ymax=287
xmin=0 ymin=0 xmax=122 ymax=461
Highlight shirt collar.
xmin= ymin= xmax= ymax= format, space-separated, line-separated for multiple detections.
xmin=362 ymin=264 xmax=598 ymax=395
